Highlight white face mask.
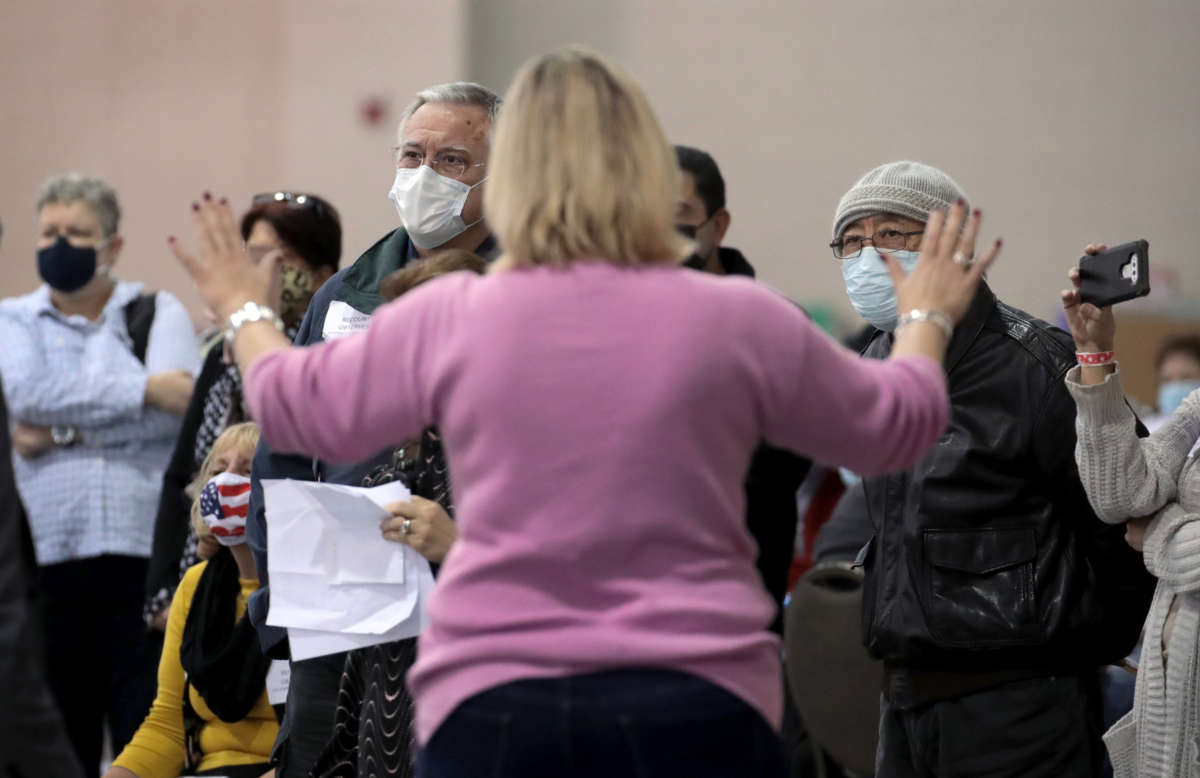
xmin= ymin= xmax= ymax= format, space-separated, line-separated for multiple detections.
xmin=388 ymin=165 xmax=485 ymax=249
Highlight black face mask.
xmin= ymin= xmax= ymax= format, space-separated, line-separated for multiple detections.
xmin=676 ymin=219 xmax=714 ymax=271
xmin=37 ymin=236 xmax=99 ymax=292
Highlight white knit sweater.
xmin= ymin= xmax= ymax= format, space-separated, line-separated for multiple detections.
xmin=1067 ymin=366 xmax=1200 ymax=778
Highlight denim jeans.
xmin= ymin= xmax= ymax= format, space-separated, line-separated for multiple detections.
xmin=416 ymin=668 xmax=786 ymax=778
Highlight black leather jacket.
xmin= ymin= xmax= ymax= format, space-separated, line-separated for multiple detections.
xmin=857 ymin=285 xmax=1154 ymax=671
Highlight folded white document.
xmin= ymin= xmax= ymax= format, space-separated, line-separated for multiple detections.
xmin=262 ymin=478 xmax=436 ymax=660
xmin=286 ymin=562 xmax=434 ymax=662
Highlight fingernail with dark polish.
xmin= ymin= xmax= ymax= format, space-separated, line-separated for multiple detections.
xmin=973 ymin=209 xmax=982 ymax=218
xmin=219 ymin=197 xmax=228 ymax=205
xmin=956 ymin=198 xmax=965 ymax=206
xmin=167 ymin=236 xmax=176 ymax=243
xmin=191 ymin=202 xmax=199 ymax=211
xmin=203 ymin=191 xmax=212 ymax=201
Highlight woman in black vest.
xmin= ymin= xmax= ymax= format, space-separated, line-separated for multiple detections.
xmin=310 ymin=250 xmax=485 ymax=778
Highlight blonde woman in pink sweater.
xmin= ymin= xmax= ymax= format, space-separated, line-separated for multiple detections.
xmin=169 ymin=48 xmax=999 ymax=778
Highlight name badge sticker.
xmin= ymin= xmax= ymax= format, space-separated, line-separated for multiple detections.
xmin=322 ymin=301 xmax=372 ymax=341
xmin=266 ymin=659 xmax=291 ymax=705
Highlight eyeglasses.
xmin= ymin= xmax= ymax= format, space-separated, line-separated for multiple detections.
xmin=393 ymin=147 xmax=486 ymax=179
xmin=252 ymin=191 xmax=337 ymax=223
xmin=675 ymin=213 xmax=714 ymax=240
xmin=829 ymin=229 xmax=924 ymax=260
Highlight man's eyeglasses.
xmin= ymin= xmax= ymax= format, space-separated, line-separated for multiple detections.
xmin=252 ymin=191 xmax=337 ymax=223
xmin=393 ymin=147 xmax=486 ymax=179
xmin=675 ymin=213 xmax=714 ymax=240
xmin=829 ymin=229 xmax=924 ymax=260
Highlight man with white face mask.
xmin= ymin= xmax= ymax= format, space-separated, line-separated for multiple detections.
xmin=829 ymin=161 xmax=1154 ymax=777
xmin=388 ymin=90 xmax=495 ymax=257
xmin=241 ymin=82 xmax=501 ymax=778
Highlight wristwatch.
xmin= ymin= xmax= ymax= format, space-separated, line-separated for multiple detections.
xmin=51 ymin=425 xmax=79 ymax=447
xmin=224 ymin=301 xmax=285 ymax=349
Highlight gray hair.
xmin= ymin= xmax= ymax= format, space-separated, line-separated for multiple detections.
xmin=398 ymin=81 xmax=501 ymax=139
xmin=36 ymin=173 xmax=122 ymax=236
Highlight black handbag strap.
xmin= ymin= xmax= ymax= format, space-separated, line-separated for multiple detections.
xmin=123 ymin=292 xmax=157 ymax=363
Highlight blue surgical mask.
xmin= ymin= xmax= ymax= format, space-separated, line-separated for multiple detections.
xmin=1158 ymin=380 xmax=1200 ymax=416
xmin=841 ymin=247 xmax=920 ymax=331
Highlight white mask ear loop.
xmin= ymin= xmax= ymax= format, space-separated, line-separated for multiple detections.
xmin=95 ymin=236 xmax=115 ymax=278
xmin=462 ymin=177 xmax=487 ymax=230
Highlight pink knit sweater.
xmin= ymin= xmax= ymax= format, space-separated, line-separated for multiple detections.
xmin=243 ymin=262 xmax=950 ymax=743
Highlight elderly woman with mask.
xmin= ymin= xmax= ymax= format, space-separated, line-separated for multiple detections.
xmin=106 ymin=423 xmax=278 ymax=778
xmin=169 ymin=48 xmax=996 ymax=778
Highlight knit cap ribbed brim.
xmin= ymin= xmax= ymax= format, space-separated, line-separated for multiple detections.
xmin=832 ymin=161 xmax=969 ymax=239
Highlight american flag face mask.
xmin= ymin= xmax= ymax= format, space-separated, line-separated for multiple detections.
xmin=199 ymin=472 xmax=252 ymax=546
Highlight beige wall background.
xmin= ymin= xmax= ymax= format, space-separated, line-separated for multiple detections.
xmin=1 ymin=0 xmax=463 ymax=315
xmin=4 ymin=0 xmax=1199 ymax=337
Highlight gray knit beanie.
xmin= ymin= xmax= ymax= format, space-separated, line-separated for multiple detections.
xmin=831 ymin=161 xmax=969 ymax=240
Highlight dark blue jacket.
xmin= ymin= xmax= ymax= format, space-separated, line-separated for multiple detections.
xmin=246 ymin=228 xmax=501 ymax=656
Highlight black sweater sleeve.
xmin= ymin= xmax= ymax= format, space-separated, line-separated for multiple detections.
xmin=143 ymin=344 xmax=226 ymax=609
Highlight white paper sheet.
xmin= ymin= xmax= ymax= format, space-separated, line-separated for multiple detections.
xmin=286 ymin=557 xmax=435 ymax=662
xmin=262 ymin=478 xmax=436 ymax=659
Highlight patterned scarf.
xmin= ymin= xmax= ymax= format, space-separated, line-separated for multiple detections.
xmin=192 ymin=323 xmax=298 ymax=467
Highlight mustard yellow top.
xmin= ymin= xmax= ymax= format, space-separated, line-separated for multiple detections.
xmin=112 ymin=561 xmax=278 ymax=776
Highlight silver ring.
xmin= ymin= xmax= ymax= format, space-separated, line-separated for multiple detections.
xmin=401 ymin=518 xmax=413 ymax=536
xmin=952 ymin=251 xmax=968 ymax=266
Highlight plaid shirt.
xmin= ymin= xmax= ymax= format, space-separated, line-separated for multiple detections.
xmin=0 ymin=281 xmax=199 ymax=565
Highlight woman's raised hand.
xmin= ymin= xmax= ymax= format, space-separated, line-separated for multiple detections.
xmin=169 ymin=194 xmax=281 ymax=322
xmin=1060 ymin=245 xmax=1117 ymax=352
xmin=888 ymin=200 xmax=1001 ymax=325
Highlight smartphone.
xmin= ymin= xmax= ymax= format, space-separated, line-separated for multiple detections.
xmin=1078 ymin=240 xmax=1151 ymax=307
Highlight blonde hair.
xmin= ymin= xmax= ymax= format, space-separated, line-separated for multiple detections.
xmin=188 ymin=422 xmax=261 ymax=560
xmin=483 ymin=47 xmax=691 ymax=268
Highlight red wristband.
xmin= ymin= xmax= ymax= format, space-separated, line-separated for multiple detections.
xmin=1077 ymin=351 xmax=1115 ymax=366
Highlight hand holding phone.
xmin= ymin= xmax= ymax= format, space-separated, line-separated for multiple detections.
xmin=1078 ymin=240 xmax=1151 ymax=307
xmin=1060 ymin=244 xmax=1119 ymax=355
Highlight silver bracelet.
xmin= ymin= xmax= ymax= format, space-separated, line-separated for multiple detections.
xmin=896 ymin=309 xmax=954 ymax=341
xmin=224 ymin=301 xmax=284 ymax=349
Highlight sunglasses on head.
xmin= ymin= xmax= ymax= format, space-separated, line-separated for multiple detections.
xmin=252 ymin=191 xmax=337 ymax=222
